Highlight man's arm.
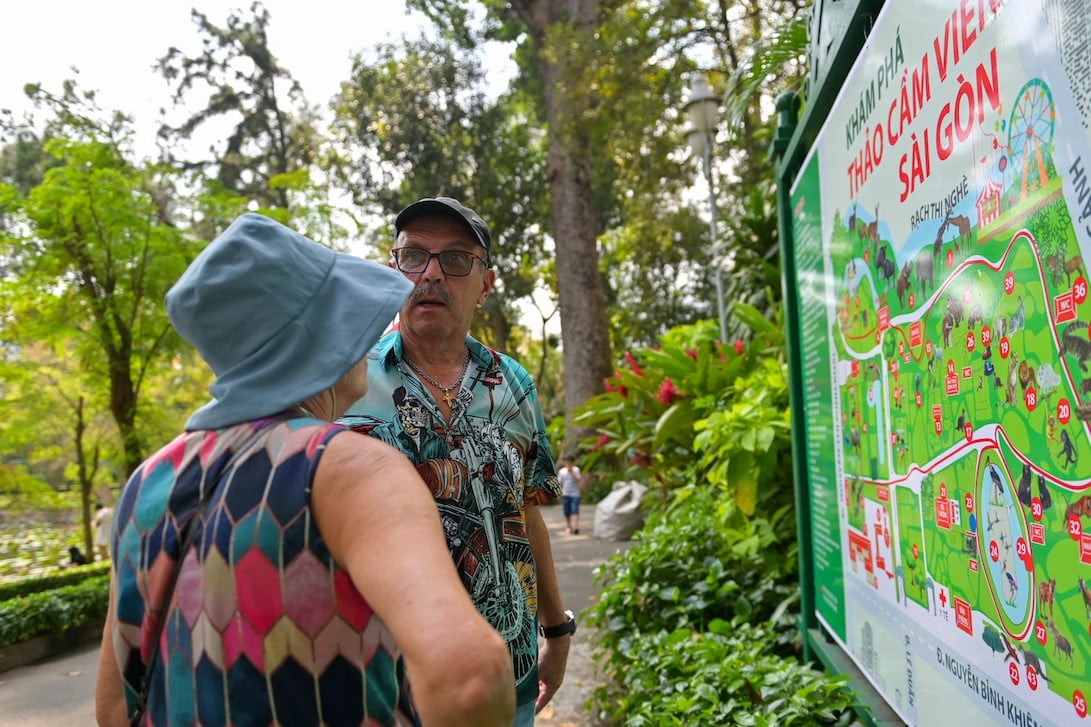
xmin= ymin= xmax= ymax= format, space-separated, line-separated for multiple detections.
xmin=525 ymin=505 xmax=571 ymax=712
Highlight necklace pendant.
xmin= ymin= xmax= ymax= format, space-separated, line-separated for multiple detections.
xmin=443 ymin=389 xmax=455 ymax=407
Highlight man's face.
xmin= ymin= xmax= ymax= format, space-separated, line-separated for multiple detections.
xmin=392 ymin=216 xmax=494 ymax=342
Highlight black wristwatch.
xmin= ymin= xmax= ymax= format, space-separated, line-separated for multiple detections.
xmin=539 ymin=609 xmax=577 ymax=638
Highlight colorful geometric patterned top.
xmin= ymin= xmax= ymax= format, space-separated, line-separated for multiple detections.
xmin=110 ymin=415 xmax=416 ymax=727
xmin=339 ymin=333 xmax=561 ymax=707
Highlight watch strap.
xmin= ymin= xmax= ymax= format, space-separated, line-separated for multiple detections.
xmin=539 ymin=609 xmax=577 ymax=638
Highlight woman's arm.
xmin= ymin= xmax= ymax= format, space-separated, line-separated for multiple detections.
xmin=94 ymin=578 xmax=128 ymax=727
xmin=311 ymin=431 xmax=515 ymax=726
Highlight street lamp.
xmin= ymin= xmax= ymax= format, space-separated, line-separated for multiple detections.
xmin=683 ymin=73 xmax=727 ymax=342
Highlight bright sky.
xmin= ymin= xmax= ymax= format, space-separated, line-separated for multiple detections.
xmin=0 ymin=1 xmax=505 ymax=144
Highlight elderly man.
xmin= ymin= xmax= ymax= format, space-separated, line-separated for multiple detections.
xmin=339 ymin=197 xmax=572 ymax=726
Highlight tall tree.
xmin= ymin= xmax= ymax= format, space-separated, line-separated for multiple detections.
xmin=0 ymin=86 xmax=195 ymax=475
xmin=411 ymin=0 xmax=616 ymax=448
xmin=330 ymin=33 xmax=551 ymax=353
xmin=156 ymin=1 xmax=324 ymax=220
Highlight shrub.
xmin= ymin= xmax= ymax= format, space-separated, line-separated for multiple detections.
xmin=599 ymin=621 xmax=858 ymax=726
xmin=0 ymin=575 xmax=109 ymax=647
xmin=586 ymin=489 xmax=857 ymax=725
xmin=581 ymin=314 xmax=860 ymax=723
xmin=0 ymin=561 xmax=110 ymax=601
xmin=573 ymin=302 xmax=792 ymax=516
xmin=587 ymin=488 xmax=800 ymax=661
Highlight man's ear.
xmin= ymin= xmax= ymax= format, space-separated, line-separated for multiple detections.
xmin=478 ymin=268 xmax=496 ymax=306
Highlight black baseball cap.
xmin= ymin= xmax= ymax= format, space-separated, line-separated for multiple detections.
xmin=395 ymin=197 xmax=492 ymax=266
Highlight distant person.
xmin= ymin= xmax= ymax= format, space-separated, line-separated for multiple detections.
xmin=339 ymin=197 xmax=572 ymax=726
xmin=94 ymin=213 xmax=514 ymax=727
xmin=92 ymin=501 xmax=113 ymax=560
xmin=557 ymin=454 xmax=590 ymax=535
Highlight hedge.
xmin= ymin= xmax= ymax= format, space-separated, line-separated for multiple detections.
xmin=0 ymin=575 xmax=110 ymax=647
xmin=0 ymin=561 xmax=110 ymax=601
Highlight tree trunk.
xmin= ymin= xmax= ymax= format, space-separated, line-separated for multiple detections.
xmin=511 ymin=0 xmax=614 ymax=452
xmin=74 ymin=397 xmax=100 ymax=559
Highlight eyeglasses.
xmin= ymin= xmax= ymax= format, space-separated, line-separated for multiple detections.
xmin=391 ymin=247 xmax=486 ymax=277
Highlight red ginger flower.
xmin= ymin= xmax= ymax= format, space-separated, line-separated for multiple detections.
xmin=657 ymin=376 xmax=679 ymax=405
xmin=624 ymin=350 xmax=644 ymax=376
xmin=734 ymin=339 xmax=745 ymax=355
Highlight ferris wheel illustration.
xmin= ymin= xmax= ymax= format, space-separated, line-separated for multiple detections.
xmin=1007 ymin=78 xmax=1055 ymax=200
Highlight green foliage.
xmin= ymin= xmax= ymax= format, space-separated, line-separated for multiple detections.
xmin=587 ymin=488 xmax=799 ymax=657
xmin=0 ymin=561 xmax=109 ymax=600
xmin=0 ymin=575 xmax=109 ymax=647
xmin=0 ymin=466 xmax=69 ymax=509
xmin=1 ymin=87 xmax=198 ymax=478
xmin=573 ymin=304 xmax=792 ymax=514
xmin=585 ymin=488 xmax=857 ymax=725
xmin=599 ymin=622 xmax=857 ymax=726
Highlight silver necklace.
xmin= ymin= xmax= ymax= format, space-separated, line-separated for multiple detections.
xmin=403 ymin=347 xmax=470 ymax=406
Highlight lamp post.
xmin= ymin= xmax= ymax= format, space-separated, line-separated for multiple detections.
xmin=684 ymin=73 xmax=727 ymax=343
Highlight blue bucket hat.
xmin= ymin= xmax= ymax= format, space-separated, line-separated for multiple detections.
xmin=166 ymin=213 xmax=413 ymax=430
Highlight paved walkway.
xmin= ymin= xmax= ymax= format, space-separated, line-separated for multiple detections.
xmin=0 ymin=503 xmax=633 ymax=726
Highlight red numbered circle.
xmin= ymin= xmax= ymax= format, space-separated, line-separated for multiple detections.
xmin=1075 ymin=689 xmax=1087 ymax=719
xmin=948 ymin=359 xmax=957 ymax=375
xmin=1059 ymin=398 xmax=1072 ymax=425
xmin=1009 ymin=661 xmax=1020 ymax=685
xmin=1031 ymin=498 xmax=1043 ymax=521
xmin=966 ymin=331 xmax=976 ymax=352
xmin=1025 ymin=386 xmax=1038 ymax=412
xmin=981 ymin=326 xmax=992 ymax=346
xmin=1016 ymin=537 xmax=1028 ymax=560
xmin=989 ymin=540 xmax=1000 ymax=561
xmin=940 ymin=483 xmax=948 ymax=498
xmin=916 ymin=391 xmax=923 ymax=408
xmin=999 ymin=337 xmax=1010 ymax=358
xmin=1036 ymin=621 xmax=1047 ymax=645
xmin=1027 ymin=666 xmax=1039 ymax=691
xmin=909 ymin=292 xmax=916 ymax=308
xmin=964 ymin=493 xmax=974 ymax=513
xmin=1075 ymin=276 xmax=1088 ymax=305
xmin=925 ymin=340 xmax=933 ymax=357
xmin=965 ymin=423 xmax=973 ymax=441
xmin=947 ymin=248 xmax=955 ymax=268
xmin=1004 ymin=272 xmax=1015 ymax=294
xmin=912 ymin=543 xmax=920 ymax=559
xmin=1069 ymin=515 xmax=1084 ymax=540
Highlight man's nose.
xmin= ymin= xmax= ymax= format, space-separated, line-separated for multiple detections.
xmin=421 ymin=253 xmax=446 ymax=280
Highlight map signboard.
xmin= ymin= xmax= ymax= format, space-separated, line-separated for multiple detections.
xmin=788 ymin=1 xmax=1091 ymax=723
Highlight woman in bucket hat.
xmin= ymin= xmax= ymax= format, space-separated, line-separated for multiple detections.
xmin=94 ymin=214 xmax=514 ymax=727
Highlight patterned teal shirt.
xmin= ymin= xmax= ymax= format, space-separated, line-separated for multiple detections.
xmin=339 ymin=332 xmax=560 ymax=706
